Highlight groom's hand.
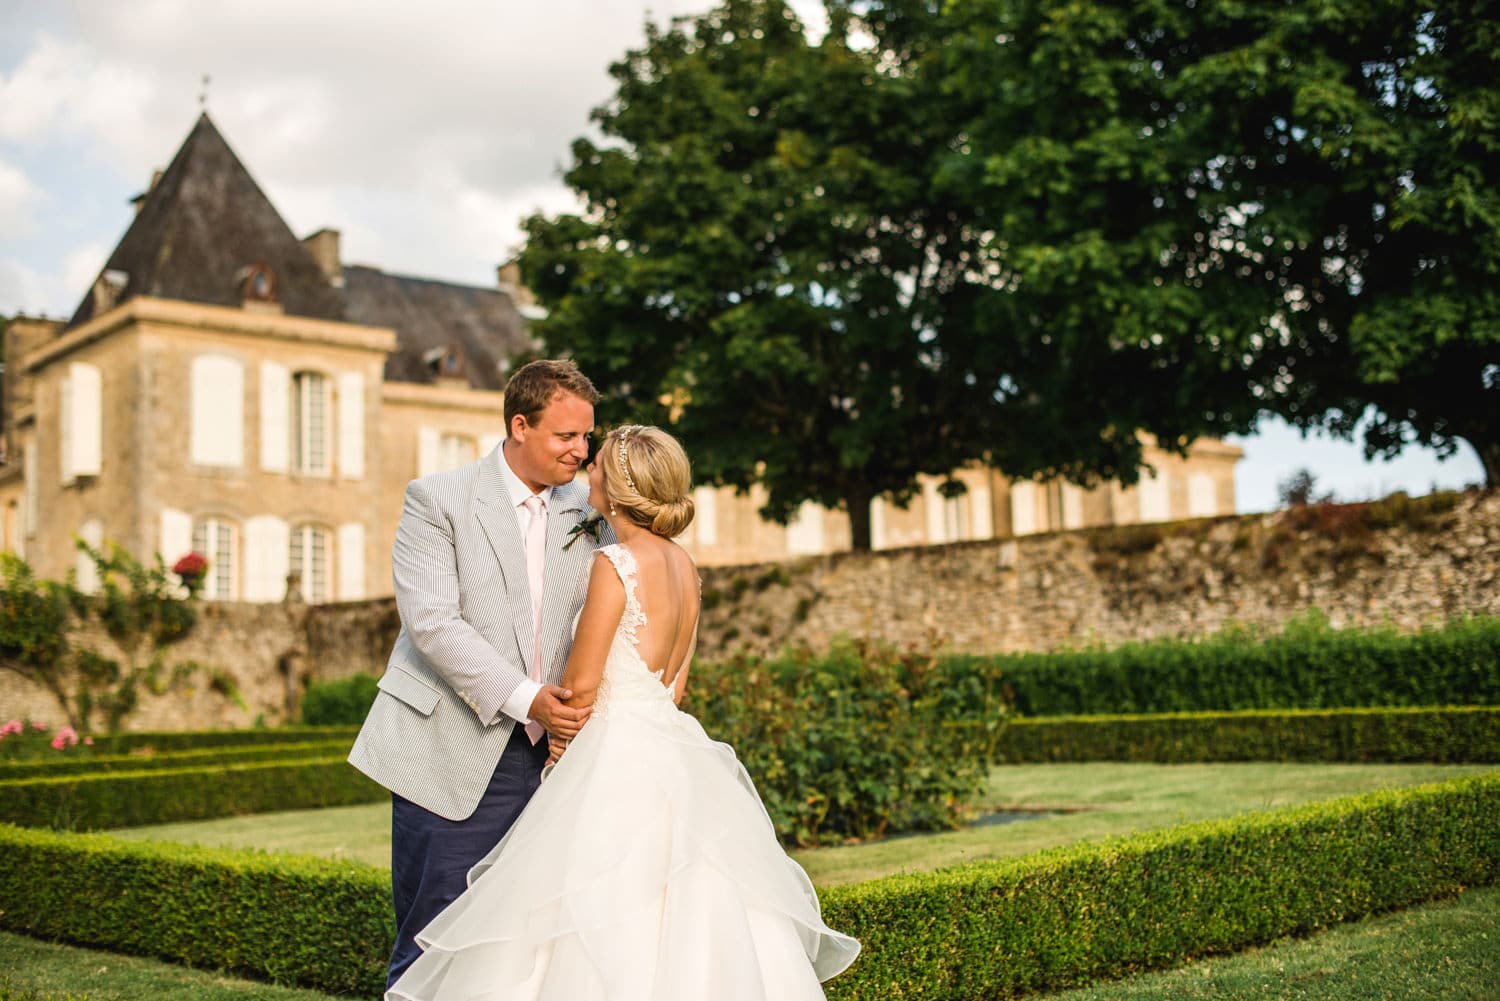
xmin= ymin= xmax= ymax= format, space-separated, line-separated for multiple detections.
xmin=529 ymin=685 xmax=590 ymax=740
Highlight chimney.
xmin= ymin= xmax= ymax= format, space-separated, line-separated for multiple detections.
xmin=498 ymin=259 xmax=547 ymax=320
xmin=303 ymin=228 xmax=344 ymax=287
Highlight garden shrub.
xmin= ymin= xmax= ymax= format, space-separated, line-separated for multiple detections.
xmin=0 ymin=739 xmax=355 ymax=780
xmin=687 ymin=638 xmax=1008 ymax=845
xmin=943 ymin=612 xmax=1500 ymax=716
xmin=300 ymin=674 xmax=380 ymax=726
xmin=996 ymin=706 xmax=1500 ymax=764
xmin=0 ymin=774 xmax=1492 ymax=999
xmin=0 ymin=757 xmax=384 ymax=830
xmin=0 ymin=723 xmax=360 ymax=762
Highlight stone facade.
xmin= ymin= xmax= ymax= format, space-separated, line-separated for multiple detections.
xmin=2 ymin=489 xmax=1493 ymax=732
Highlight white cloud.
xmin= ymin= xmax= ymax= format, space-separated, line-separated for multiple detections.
xmin=0 ymin=157 xmax=37 ymax=233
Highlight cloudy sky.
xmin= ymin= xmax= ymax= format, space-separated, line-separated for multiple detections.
xmin=0 ymin=1 xmax=1483 ymax=511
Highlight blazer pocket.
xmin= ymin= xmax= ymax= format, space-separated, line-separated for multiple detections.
xmin=377 ymin=665 xmax=441 ymax=717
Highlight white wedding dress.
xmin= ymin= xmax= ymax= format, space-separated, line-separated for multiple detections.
xmin=388 ymin=545 xmax=860 ymax=1001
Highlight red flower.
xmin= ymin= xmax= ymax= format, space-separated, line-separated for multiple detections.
xmin=173 ymin=552 xmax=208 ymax=577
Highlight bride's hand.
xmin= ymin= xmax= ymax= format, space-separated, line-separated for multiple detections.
xmin=546 ymin=738 xmax=568 ymax=766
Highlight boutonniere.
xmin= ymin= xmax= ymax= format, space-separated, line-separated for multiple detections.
xmin=563 ymin=511 xmax=605 ymax=550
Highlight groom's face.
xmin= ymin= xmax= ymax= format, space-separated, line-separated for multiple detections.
xmin=507 ymin=391 xmax=595 ymax=491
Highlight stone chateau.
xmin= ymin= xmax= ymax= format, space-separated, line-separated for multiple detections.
xmin=0 ymin=114 xmax=1240 ymax=602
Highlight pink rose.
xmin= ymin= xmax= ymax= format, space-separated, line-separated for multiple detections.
xmin=31 ymin=721 xmax=48 ymax=732
xmin=84 ymin=737 xmax=94 ymax=746
xmin=0 ymin=720 xmax=21 ymax=737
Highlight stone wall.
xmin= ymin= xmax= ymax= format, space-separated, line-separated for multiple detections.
xmin=1 ymin=489 xmax=1494 ymax=732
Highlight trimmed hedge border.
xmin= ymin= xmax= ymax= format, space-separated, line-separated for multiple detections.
xmin=0 ymin=758 xmax=384 ymax=831
xmin=997 ymin=706 xmax=1500 ymax=764
xmin=0 ymin=740 xmax=356 ymax=780
xmin=0 ymin=725 xmax=359 ymax=763
xmin=943 ymin=612 xmax=1500 ymax=716
xmin=0 ymin=775 xmax=1494 ymax=998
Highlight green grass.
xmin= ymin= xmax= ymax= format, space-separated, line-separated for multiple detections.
xmin=0 ymin=932 xmax=338 ymax=1000
xmin=108 ymin=762 xmax=1497 ymax=884
xmin=3 ymin=884 xmax=1495 ymax=1000
xmin=1033 ymin=884 xmax=1499 ymax=1001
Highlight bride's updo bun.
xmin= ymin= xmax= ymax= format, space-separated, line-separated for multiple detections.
xmin=601 ymin=425 xmax=696 ymax=539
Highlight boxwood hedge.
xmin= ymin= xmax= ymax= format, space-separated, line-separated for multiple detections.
xmin=997 ymin=706 xmax=1500 ymax=764
xmin=0 ymin=757 xmax=384 ymax=830
xmin=0 ymin=774 xmax=1492 ymax=998
xmin=943 ymin=612 xmax=1500 ymax=716
xmin=0 ymin=740 xmax=355 ymax=780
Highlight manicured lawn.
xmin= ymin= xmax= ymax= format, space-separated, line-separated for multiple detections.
xmin=1034 ymin=884 xmax=1500 ymax=1001
xmin=4 ymin=884 xmax=1495 ymax=1000
xmin=108 ymin=762 xmax=1498 ymax=884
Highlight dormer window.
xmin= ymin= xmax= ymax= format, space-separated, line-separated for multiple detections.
xmin=237 ymin=262 xmax=278 ymax=303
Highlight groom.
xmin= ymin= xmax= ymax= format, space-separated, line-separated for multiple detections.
xmin=349 ymin=359 xmax=610 ymax=988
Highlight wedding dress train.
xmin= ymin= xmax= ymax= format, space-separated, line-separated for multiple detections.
xmin=388 ymin=544 xmax=860 ymax=1001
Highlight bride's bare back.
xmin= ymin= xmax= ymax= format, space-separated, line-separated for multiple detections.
xmin=619 ymin=536 xmax=700 ymax=693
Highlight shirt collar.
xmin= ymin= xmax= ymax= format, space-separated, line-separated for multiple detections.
xmin=497 ymin=444 xmax=555 ymax=510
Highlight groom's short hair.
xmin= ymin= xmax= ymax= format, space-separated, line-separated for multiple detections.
xmin=503 ymin=359 xmax=600 ymax=428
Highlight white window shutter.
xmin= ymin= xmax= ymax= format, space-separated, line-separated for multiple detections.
xmin=260 ymin=361 xmax=289 ymax=472
xmin=23 ymin=445 xmax=38 ymax=536
xmin=76 ymin=518 xmax=104 ymax=593
xmin=337 ymin=372 xmax=365 ymax=480
xmin=243 ymin=515 xmax=291 ymax=602
xmin=1011 ymin=482 xmax=1038 ymax=536
xmin=785 ymin=501 xmax=825 ymax=555
xmin=1188 ymin=473 xmax=1218 ymax=517
xmin=417 ymin=427 xmax=441 ymax=478
xmin=1062 ymin=483 xmax=1085 ymax=530
xmin=190 ymin=355 xmax=245 ymax=467
xmin=923 ymin=478 xmax=947 ymax=544
xmin=692 ymin=486 xmax=718 ymax=546
xmin=1138 ymin=469 xmax=1171 ymax=523
xmin=970 ymin=486 xmax=994 ymax=540
xmin=159 ymin=507 xmax=193 ymax=567
xmin=870 ymin=496 xmax=887 ymax=550
xmin=479 ymin=433 xmax=504 ymax=457
xmin=337 ymin=522 xmax=365 ymax=600
xmin=59 ymin=373 xmax=73 ymax=483
xmin=69 ymin=363 xmax=102 ymax=478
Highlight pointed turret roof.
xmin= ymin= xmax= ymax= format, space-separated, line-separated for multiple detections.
xmin=67 ymin=113 xmax=345 ymax=329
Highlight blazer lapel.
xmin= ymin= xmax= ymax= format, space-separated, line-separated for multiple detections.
xmin=540 ymin=481 xmax=593 ymax=678
xmin=473 ymin=458 xmax=535 ymax=666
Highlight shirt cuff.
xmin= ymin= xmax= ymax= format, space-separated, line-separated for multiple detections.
xmin=500 ymin=679 xmax=544 ymax=726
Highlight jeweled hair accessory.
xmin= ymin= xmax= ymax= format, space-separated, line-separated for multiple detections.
xmin=615 ymin=426 xmax=640 ymax=493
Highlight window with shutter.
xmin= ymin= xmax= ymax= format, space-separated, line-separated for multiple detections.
xmin=260 ymin=362 xmax=290 ymax=473
xmin=243 ymin=515 xmax=290 ymax=602
xmin=337 ymin=522 xmax=365 ymax=600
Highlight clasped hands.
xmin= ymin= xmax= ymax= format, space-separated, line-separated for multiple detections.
xmin=528 ymin=684 xmax=589 ymax=766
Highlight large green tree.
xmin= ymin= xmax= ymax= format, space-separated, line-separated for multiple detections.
xmin=938 ymin=0 xmax=1500 ymax=483
xmin=520 ymin=0 xmax=1014 ymax=549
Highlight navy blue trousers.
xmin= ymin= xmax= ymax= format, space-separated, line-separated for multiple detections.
xmin=387 ymin=726 xmax=550 ymax=989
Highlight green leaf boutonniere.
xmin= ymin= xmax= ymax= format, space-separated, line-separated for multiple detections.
xmin=563 ymin=512 xmax=606 ymax=550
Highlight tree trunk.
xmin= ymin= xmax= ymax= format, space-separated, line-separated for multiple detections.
xmin=846 ymin=487 xmax=874 ymax=551
xmin=1477 ymin=438 xmax=1500 ymax=489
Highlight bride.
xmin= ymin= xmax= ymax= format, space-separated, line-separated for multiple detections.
xmin=388 ymin=425 xmax=860 ymax=1000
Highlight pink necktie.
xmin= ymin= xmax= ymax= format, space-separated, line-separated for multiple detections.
xmin=522 ymin=494 xmax=547 ymax=743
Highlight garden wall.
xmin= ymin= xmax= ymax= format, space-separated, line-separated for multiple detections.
xmin=1 ymin=490 xmax=1495 ymax=731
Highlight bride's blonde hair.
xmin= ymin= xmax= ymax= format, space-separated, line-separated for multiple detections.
xmin=599 ymin=425 xmax=695 ymax=538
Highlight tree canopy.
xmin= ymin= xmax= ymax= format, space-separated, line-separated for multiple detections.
xmin=937 ymin=0 xmax=1499 ymax=483
xmin=521 ymin=0 xmax=1500 ymax=550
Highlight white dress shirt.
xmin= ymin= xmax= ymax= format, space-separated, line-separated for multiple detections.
xmin=496 ymin=446 xmax=554 ymax=726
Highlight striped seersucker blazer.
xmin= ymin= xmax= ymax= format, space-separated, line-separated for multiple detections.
xmin=348 ymin=448 xmax=609 ymax=820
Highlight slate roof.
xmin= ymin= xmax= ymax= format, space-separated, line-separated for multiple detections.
xmin=64 ymin=113 xmax=530 ymax=391
xmin=67 ymin=113 xmax=345 ymax=329
xmin=343 ymin=265 xmax=532 ymax=391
